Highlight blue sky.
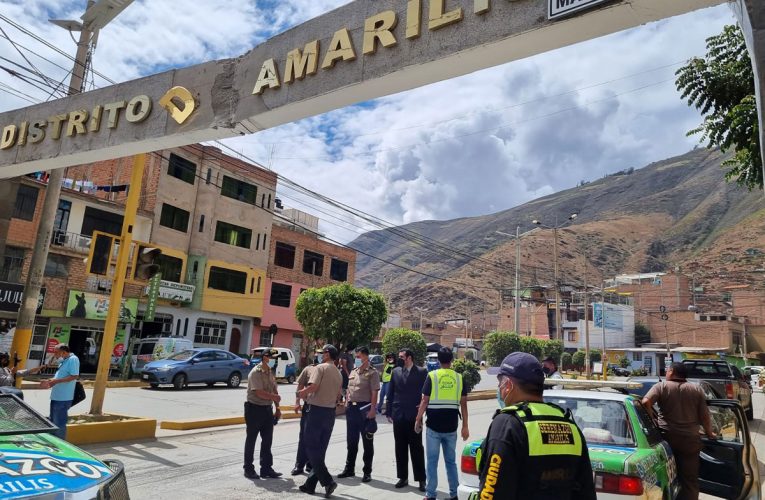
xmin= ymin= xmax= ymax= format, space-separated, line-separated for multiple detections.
xmin=0 ymin=1 xmax=738 ymax=242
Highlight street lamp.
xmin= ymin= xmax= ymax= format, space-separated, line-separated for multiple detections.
xmin=495 ymin=227 xmax=533 ymax=334
xmin=532 ymin=213 xmax=578 ymax=342
xmin=414 ymin=307 xmax=427 ymax=334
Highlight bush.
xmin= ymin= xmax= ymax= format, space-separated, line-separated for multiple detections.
xmin=619 ymin=356 xmax=631 ymax=369
xmin=630 ymin=367 xmax=648 ymax=377
xmin=382 ymin=328 xmax=427 ymax=365
xmin=483 ymin=331 xmax=521 ymax=366
xmin=561 ymin=352 xmax=572 ymax=370
xmin=589 ymin=350 xmax=602 ymax=363
xmin=453 ymin=359 xmax=481 ymax=393
xmin=572 ymin=351 xmax=586 ymax=370
xmin=542 ymin=340 xmax=564 ymax=362
xmin=519 ymin=336 xmax=543 ymax=359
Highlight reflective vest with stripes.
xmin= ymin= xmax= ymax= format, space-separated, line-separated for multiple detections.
xmin=427 ymin=368 xmax=462 ymax=410
xmin=382 ymin=363 xmax=394 ymax=383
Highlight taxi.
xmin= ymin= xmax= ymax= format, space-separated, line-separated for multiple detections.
xmin=459 ymin=380 xmax=760 ymax=499
xmin=0 ymin=393 xmax=129 ymax=499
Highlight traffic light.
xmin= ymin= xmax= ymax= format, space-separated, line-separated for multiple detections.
xmin=86 ymin=232 xmax=117 ymax=276
xmin=133 ymin=245 xmax=162 ymax=281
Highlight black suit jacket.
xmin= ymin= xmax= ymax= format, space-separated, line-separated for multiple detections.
xmin=386 ymin=365 xmax=428 ymax=421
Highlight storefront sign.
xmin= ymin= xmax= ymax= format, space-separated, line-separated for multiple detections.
xmin=144 ymin=274 xmax=162 ymax=322
xmin=65 ymin=290 xmax=138 ymax=323
xmin=0 ymin=281 xmax=45 ymax=314
xmin=144 ymin=280 xmax=195 ymax=304
xmin=548 ymin=0 xmax=611 ymax=20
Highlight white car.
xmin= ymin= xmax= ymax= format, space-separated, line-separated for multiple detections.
xmin=744 ymin=365 xmax=765 ymax=390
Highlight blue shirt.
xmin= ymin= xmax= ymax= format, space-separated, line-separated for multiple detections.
xmin=51 ymin=354 xmax=80 ymax=401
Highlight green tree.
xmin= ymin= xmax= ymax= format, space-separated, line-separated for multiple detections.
xmin=676 ymin=25 xmax=761 ymax=189
xmin=482 ymin=331 xmax=521 ymax=366
xmin=381 ymin=328 xmax=427 ymax=364
xmin=561 ymin=352 xmax=572 ymax=370
xmin=619 ymin=356 xmax=631 ymax=369
xmin=635 ymin=321 xmax=651 ymax=346
xmin=589 ymin=350 xmax=602 ymax=363
xmin=572 ymin=351 xmax=586 ymax=370
xmin=519 ymin=336 xmax=543 ymax=359
xmin=453 ymin=359 xmax=481 ymax=393
xmin=295 ymin=283 xmax=387 ymax=352
xmin=542 ymin=339 xmax=564 ymax=362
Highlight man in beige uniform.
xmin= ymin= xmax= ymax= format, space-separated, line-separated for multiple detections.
xmin=338 ymin=346 xmax=380 ymax=483
xmin=642 ymin=362 xmax=716 ymax=500
xmin=297 ymin=344 xmax=343 ymax=498
xmin=244 ymin=348 xmax=282 ymax=480
xmin=292 ymin=349 xmax=322 ymax=475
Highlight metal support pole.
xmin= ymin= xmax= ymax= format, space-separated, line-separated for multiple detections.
xmin=514 ymin=225 xmax=521 ymax=334
xmin=583 ymin=251 xmax=590 ymax=379
xmin=90 ymin=154 xmax=146 ymax=415
xmin=553 ymin=227 xmax=561 ymax=341
xmin=602 ymin=290 xmax=608 ymax=381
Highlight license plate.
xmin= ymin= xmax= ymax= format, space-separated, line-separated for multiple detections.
xmin=142 ymin=374 xmax=149 ymax=380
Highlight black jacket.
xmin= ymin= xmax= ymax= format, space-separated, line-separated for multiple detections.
xmin=386 ymin=365 xmax=427 ymax=421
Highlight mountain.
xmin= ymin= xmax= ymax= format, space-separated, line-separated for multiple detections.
xmin=350 ymin=148 xmax=765 ymax=318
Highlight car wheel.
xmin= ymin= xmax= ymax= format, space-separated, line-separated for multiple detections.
xmin=149 ymin=383 xmax=159 ymax=389
xmin=173 ymin=373 xmax=187 ymax=390
xmin=287 ymin=375 xmax=296 ymax=384
xmin=746 ymin=403 xmax=754 ymax=421
xmin=227 ymin=372 xmax=242 ymax=388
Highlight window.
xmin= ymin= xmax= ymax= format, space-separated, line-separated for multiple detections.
xmin=221 ymin=176 xmax=257 ymax=205
xmin=167 ymin=153 xmax=196 ymax=184
xmin=208 ymin=266 xmax=247 ymax=294
xmin=632 ymin=351 xmax=642 ymax=362
xmin=303 ymin=250 xmax=324 ymax=276
xmin=274 ymin=242 xmax=295 ymax=268
xmin=53 ymin=199 xmax=71 ymax=240
xmin=81 ymin=206 xmax=123 ymax=236
xmin=214 ymin=221 xmax=252 ymax=249
xmin=330 ymin=258 xmax=348 ymax=282
xmin=199 ymin=215 xmax=205 ymax=233
xmin=159 ymin=203 xmax=190 ymax=232
xmin=0 ymin=247 xmax=24 ymax=282
xmin=259 ymin=329 xmax=272 ymax=347
xmin=566 ymin=331 xmax=576 ymax=342
xmin=44 ymin=254 xmax=68 ymax=278
xmin=194 ymin=318 xmax=227 ymax=345
xmin=13 ymin=185 xmax=39 ymax=221
xmin=270 ymin=283 xmax=292 ymax=308
xmin=156 ymin=254 xmax=183 ymax=283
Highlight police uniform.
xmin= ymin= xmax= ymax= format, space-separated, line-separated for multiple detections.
xmin=339 ymin=361 xmax=380 ymax=479
xmin=293 ymin=363 xmax=316 ymax=474
xmin=244 ymin=354 xmax=279 ymax=478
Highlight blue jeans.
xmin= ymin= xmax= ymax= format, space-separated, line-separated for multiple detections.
xmin=377 ymin=382 xmax=389 ymax=412
xmin=425 ymin=427 xmax=458 ymax=498
xmin=49 ymin=400 xmax=72 ymax=440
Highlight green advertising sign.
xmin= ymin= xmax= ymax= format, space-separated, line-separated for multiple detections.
xmin=144 ymin=273 xmax=162 ymax=322
xmin=66 ymin=291 xmax=138 ymax=323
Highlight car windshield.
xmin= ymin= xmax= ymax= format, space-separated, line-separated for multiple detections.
xmin=543 ymin=396 xmax=636 ymax=447
xmin=166 ymin=350 xmax=196 ymax=361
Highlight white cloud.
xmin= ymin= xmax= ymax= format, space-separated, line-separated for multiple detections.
xmin=0 ymin=1 xmax=737 ymax=243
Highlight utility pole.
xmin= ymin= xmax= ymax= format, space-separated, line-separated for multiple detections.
xmin=583 ymin=249 xmax=591 ymax=379
xmin=12 ymin=0 xmax=97 ymax=380
xmin=514 ymin=225 xmax=521 ymax=334
xmin=553 ymin=225 xmax=561 ymax=341
xmin=601 ymin=286 xmax=608 ymax=381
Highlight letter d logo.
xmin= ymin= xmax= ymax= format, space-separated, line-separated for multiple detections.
xmin=159 ymin=86 xmax=196 ymax=125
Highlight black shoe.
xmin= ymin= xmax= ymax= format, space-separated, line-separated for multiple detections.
xmin=362 ymin=474 xmax=371 ymax=483
xmin=324 ymin=481 xmax=338 ymax=498
xmin=394 ymin=479 xmax=408 ymax=488
xmin=419 ymin=481 xmax=426 ymax=492
xmin=244 ymin=469 xmax=259 ymax=479
xmin=292 ymin=466 xmax=305 ymax=476
xmin=260 ymin=468 xmax=283 ymax=478
xmin=337 ymin=470 xmax=355 ymax=479
xmin=299 ymin=484 xmax=315 ymax=494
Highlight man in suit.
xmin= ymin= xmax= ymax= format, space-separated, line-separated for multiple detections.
xmin=386 ymin=348 xmax=427 ymax=492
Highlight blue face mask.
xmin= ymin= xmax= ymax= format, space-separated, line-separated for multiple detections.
xmin=268 ymin=359 xmax=276 ymax=368
xmin=354 ymin=358 xmax=363 ymax=368
xmin=497 ymin=388 xmax=505 ymax=409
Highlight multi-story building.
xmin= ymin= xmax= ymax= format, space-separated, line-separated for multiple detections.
xmin=0 ymin=144 xmax=278 ymax=369
xmin=261 ymin=209 xmax=356 ymax=366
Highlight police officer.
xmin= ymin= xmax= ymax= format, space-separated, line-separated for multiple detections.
xmin=471 ymin=352 xmax=596 ymax=500
xmin=243 ymin=348 xmax=282 ymax=480
xmin=292 ymin=349 xmax=322 ymax=476
xmin=338 ymin=346 xmax=380 ymax=483
xmin=297 ymin=344 xmax=343 ymax=498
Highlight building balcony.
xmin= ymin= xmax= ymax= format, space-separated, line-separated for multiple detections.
xmin=51 ymin=230 xmax=92 ymax=254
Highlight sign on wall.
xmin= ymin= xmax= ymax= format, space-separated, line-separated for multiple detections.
xmin=143 ymin=280 xmax=195 ymax=304
xmin=66 ymin=290 xmax=138 ymax=323
xmin=0 ymin=281 xmax=45 ymax=314
xmin=548 ymin=0 xmax=612 ymax=20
